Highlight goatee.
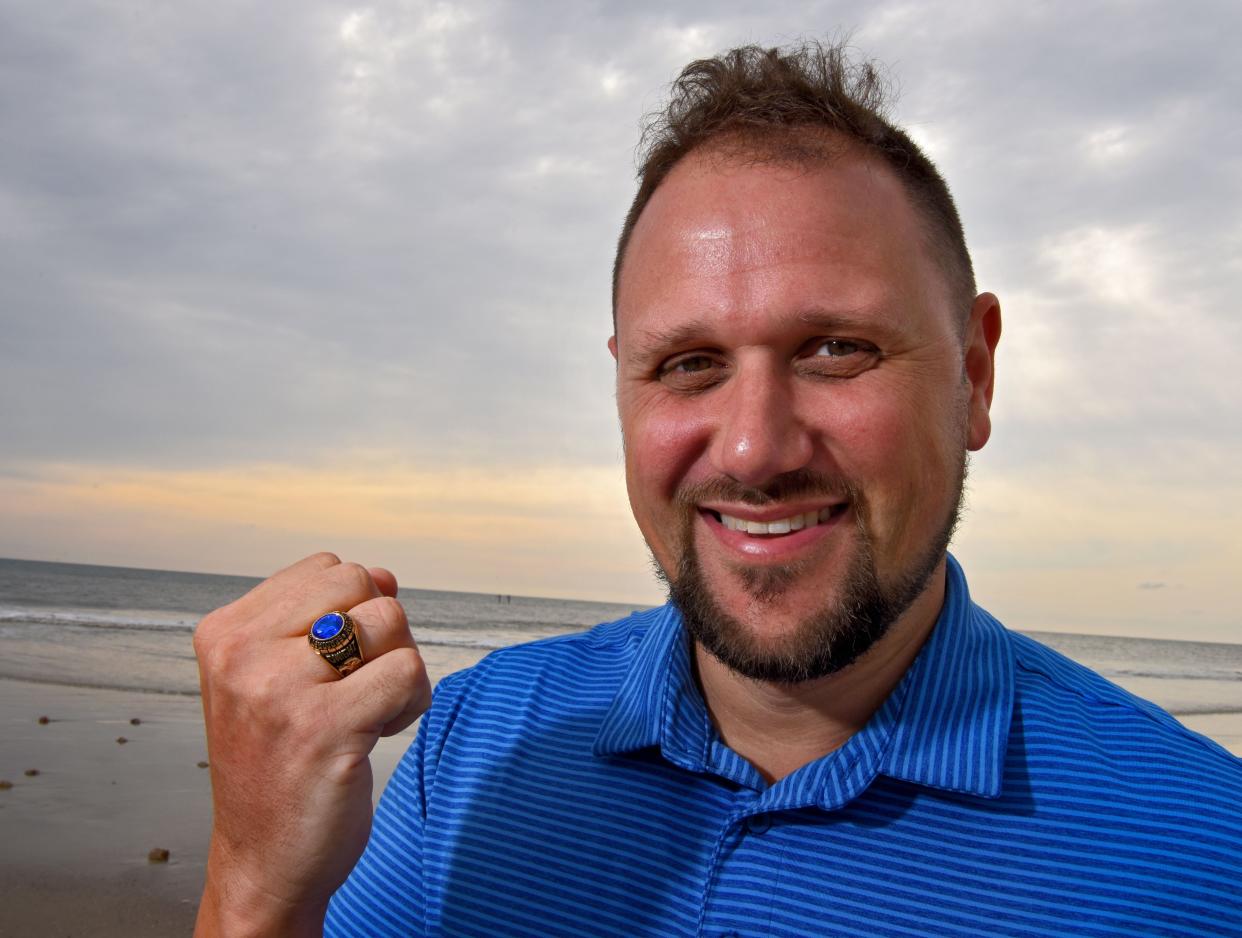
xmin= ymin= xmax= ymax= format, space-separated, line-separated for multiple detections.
xmin=655 ymin=462 xmax=965 ymax=685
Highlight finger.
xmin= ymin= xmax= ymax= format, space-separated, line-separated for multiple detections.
xmin=331 ymin=645 xmax=432 ymax=738
xmin=195 ymin=554 xmax=359 ymax=672
xmin=349 ymin=595 xmax=413 ymax=658
xmin=368 ymin=567 xmax=398 ymax=598
xmin=272 ymin=561 xmax=384 ymax=639
xmin=302 ymin=596 xmax=413 ymax=683
xmin=236 ymin=552 xmax=343 ymax=613
xmin=203 ymin=552 xmax=344 ymax=640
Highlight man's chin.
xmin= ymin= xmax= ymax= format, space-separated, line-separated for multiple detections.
xmin=732 ymin=559 xmax=810 ymax=604
xmin=666 ymin=544 xmax=883 ymax=683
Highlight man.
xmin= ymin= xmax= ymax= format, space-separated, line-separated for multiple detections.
xmin=194 ymin=42 xmax=1241 ymax=937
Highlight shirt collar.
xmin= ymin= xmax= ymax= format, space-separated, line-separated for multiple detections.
xmin=593 ymin=555 xmax=1014 ymax=804
xmin=875 ymin=554 xmax=1014 ymax=800
xmin=592 ymin=603 xmax=707 ymax=769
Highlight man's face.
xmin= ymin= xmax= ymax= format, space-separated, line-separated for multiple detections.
xmin=611 ymin=150 xmax=998 ymax=682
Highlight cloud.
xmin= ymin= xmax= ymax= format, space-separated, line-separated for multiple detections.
xmin=0 ymin=0 xmax=1238 ymax=630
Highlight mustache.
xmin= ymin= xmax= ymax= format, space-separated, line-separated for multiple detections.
xmin=674 ymin=469 xmax=862 ymax=508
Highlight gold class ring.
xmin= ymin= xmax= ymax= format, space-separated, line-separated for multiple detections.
xmin=308 ymin=611 xmax=365 ymax=677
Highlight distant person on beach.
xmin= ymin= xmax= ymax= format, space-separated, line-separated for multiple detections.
xmin=192 ymin=40 xmax=1241 ymax=937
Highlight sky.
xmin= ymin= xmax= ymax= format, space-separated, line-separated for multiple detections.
xmin=1 ymin=0 xmax=1239 ymax=642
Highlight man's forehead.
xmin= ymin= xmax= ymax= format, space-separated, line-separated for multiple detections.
xmin=636 ymin=150 xmax=909 ymax=251
xmin=614 ymin=146 xmax=957 ymax=340
xmin=620 ymin=157 xmax=920 ymax=310
xmin=659 ymin=209 xmax=846 ymax=275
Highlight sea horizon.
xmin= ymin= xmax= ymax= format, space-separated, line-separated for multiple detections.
xmin=2 ymin=555 xmax=1240 ymax=717
xmin=2 ymin=553 xmax=1238 ymax=649
xmin=0 ymin=553 xmax=657 ymax=613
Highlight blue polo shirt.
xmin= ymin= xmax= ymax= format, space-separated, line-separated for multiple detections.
xmin=327 ymin=557 xmax=1241 ymax=936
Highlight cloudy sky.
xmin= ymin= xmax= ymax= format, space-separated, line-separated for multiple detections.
xmin=1 ymin=0 xmax=1238 ymax=642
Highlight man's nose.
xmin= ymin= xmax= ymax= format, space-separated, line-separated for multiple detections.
xmin=711 ymin=363 xmax=813 ymax=487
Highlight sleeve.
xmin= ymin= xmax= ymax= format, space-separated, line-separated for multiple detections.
xmin=324 ymin=671 xmax=460 ymax=937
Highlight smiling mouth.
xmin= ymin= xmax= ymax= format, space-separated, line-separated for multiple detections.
xmin=704 ymin=505 xmax=847 ymax=537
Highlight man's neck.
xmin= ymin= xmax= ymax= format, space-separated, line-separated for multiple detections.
xmin=693 ymin=563 xmax=947 ymax=786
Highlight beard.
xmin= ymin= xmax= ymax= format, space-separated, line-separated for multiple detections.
xmin=655 ymin=458 xmax=967 ymax=685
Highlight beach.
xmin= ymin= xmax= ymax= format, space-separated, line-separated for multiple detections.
xmin=5 ymin=672 xmax=1240 ymax=937
xmin=1 ymin=559 xmax=1239 ymax=936
xmin=5 ymin=678 xmax=1240 ymax=937
xmin=0 ymin=646 xmax=485 ymax=938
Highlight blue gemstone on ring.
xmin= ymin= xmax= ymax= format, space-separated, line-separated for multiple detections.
xmin=311 ymin=613 xmax=345 ymax=641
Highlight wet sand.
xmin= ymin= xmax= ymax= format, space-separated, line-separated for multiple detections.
xmin=2 ymin=660 xmax=1238 ymax=937
xmin=1 ymin=680 xmax=213 ymax=935
xmin=0 ymin=642 xmax=478 ymax=937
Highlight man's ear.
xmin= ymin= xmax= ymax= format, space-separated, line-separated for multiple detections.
xmin=608 ymin=335 xmax=618 ymax=361
xmin=964 ymin=292 xmax=1002 ymax=451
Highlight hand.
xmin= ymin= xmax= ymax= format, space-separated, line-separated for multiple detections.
xmin=193 ymin=553 xmax=431 ymax=937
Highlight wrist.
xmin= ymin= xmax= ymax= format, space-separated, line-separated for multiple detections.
xmin=196 ymin=847 xmax=329 ymax=938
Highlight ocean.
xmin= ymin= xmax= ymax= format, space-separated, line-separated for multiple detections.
xmin=1 ymin=557 xmax=1240 ymax=730
xmin=0 ymin=558 xmax=643 ymax=697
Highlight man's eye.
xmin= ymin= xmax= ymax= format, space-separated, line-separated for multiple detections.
xmin=802 ymin=338 xmax=879 ymax=378
xmin=658 ymin=354 xmax=724 ymax=389
xmin=814 ymin=339 xmax=862 ymax=357
xmin=669 ymin=355 xmax=715 ymax=373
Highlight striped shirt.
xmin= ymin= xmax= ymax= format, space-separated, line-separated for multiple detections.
xmin=327 ymin=556 xmax=1241 ymax=936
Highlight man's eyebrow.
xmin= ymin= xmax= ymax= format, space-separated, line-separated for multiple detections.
xmin=793 ymin=306 xmax=880 ymax=331
xmin=633 ymin=320 xmax=717 ymax=355
xmin=631 ymin=307 xmax=880 ymax=355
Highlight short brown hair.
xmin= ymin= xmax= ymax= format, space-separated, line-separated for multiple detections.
xmin=612 ymin=40 xmax=976 ymax=326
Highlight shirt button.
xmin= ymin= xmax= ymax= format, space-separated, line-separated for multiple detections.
xmin=746 ymin=813 xmax=771 ymax=834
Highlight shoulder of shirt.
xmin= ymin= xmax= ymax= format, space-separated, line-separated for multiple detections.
xmin=1000 ymin=621 xmax=1241 ymax=774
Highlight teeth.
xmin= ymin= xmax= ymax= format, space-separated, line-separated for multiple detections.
xmin=719 ymin=508 xmax=835 ymax=535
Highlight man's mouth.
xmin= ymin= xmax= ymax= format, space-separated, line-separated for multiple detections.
xmin=703 ymin=505 xmax=846 ymax=537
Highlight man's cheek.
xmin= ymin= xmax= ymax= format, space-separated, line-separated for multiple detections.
xmin=627 ymin=414 xmax=713 ymax=496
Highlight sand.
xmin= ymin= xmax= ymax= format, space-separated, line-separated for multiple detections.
xmin=0 ymin=680 xmax=209 ymax=935
xmin=2 ymin=659 xmax=1237 ymax=937
xmin=0 ymin=662 xmax=448 ymax=937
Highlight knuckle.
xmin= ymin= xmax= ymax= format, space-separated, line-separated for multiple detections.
xmin=202 ymin=627 xmax=255 ymax=676
xmin=247 ymin=671 xmax=281 ymax=709
xmin=390 ymin=646 xmax=428 ymax=689
xmin=239 ymin=670 xmax=299 ymax=727
xmin=308 ymin=550 xmax=342 ymax=569
xmin=337 ymin=562 xmax=374 ymax=596
xmin=191 ymin=619 xmax=214 ymax=655
xmin=191 ymin=629 xmax=211 ymax=661
xmin=375 ymin=595 xmax=408 ymax=630
xmin=193 ymin=606 xmax=230 ymax=646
